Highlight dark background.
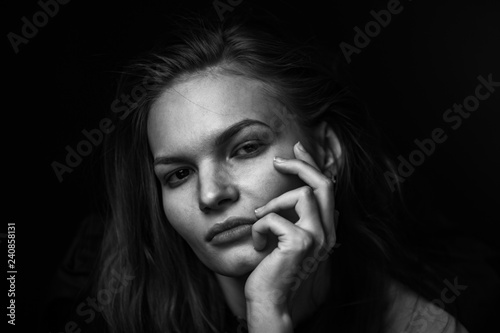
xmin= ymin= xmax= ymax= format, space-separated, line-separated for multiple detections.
xmin=5 ymin=0 xmax=500 ymax=332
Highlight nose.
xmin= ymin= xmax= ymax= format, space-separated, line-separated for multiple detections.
xmin=198 ymin=162 xmax=239 ymax=213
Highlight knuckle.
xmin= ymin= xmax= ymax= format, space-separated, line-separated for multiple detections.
xmin=321 ymin=177 xmax=335 ymax=191
xmin=296 ymin=230 xmax=314 ymax=251
xmin=299 ymin=186 xmax=313 ymax=198
xmin=259 ymin=212 xmax=278 ymax=223
xmin=317 ymin=235 xmax=327 ymax=247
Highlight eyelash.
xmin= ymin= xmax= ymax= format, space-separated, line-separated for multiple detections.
xmin=233 ymin=140 xmax=265 ymax=158
xmin=164 ymin=168 xmax=192 ymax=188
xmin=162 ymin=140 xmax=266 ymax=188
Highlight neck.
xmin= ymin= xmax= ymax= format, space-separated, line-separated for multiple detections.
xmin=215 ymin=257 xmax=333 ymax=327
xmin=215 ymin=273 xmax=248 ymax=320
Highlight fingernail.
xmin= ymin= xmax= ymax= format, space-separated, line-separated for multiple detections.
xmin=296 ymin=141 xmax=305 ymax=151
xmin=254 ymin=207 xmax=261 ymax=215
xmin=274 ymin=156 xmax=285 ymax=163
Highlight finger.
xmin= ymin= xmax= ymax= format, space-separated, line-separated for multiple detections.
xmin=292 ymin=141 xmax=337 ymax=241
xmin=273 ymin=156 xmax=336 ymax=238
xmin=255 ymin=186 xmax=322 ymax=240
xmin=273 ymin=157 xmax=333 ymax=194
xmin=252 ymin=212 xmax=313 ymax=254
xmin=293 ymin=141 xmax=320 ymax=171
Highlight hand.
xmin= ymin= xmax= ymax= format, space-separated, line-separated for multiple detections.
xmin=244 ymin=141 xmax=338 ymax=332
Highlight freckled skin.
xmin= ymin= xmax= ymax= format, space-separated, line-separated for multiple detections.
xmin=147 ymin=73 xmax=309 ymax=277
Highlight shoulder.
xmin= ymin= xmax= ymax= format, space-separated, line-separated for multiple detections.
xmin=384 ymin=280 xmax=469 ymax=333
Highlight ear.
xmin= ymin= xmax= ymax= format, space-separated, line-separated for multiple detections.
xmin=312 ymin=121 xmax=343 ymax=178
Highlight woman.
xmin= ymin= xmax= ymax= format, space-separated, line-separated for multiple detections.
xmin=98 ymin=11 xmax=470 ymax=333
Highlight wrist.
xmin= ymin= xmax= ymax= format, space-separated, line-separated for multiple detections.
xmin=246 ymin=300 xmax=293 ymax=333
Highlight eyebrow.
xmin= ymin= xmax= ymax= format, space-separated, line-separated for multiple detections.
xmin=153 ymin=119 xmax=271 ymax=167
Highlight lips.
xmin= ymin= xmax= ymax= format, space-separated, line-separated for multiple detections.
xmin=205 ymin=216 xmax=256 ymax=245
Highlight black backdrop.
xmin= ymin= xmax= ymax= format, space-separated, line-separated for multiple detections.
xmin=5 ymin=0 xmax=500 ymax=332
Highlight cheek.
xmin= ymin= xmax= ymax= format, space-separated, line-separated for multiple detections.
xmin=237 ymin=152 xmax=304 ymax=205
xmin=162 ymin=201 xmax=213 ymax=263
xmin=237 ymin=145 xmax=305 ymax=222
xmin=161 ymin=193 xmax=200 ymax=244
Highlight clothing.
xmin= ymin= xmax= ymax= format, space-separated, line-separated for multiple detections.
xmin=224 ymin=280 xmax=470 ymax=333
xmin=384 ymin=281 xmax=469 ymax=333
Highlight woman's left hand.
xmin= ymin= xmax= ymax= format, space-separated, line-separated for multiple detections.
xmin=244 ymin=141 xmax=338 ymax=331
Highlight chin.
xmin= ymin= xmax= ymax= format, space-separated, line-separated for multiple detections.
xmin=210 ymin=241 xmax=271 ymax=277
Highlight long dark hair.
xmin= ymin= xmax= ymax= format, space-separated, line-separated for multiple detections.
xmin=98 ymin=10 xmax=452 ymax=333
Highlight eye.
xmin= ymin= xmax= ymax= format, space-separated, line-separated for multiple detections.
xmin=234 ymin=141 xmax=263 ymax=157
xmin=165 ymin=168 xmax=192 ymax=187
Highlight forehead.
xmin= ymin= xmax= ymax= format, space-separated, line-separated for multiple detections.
xmin=147 ymin=74 xmax=285 ymax=154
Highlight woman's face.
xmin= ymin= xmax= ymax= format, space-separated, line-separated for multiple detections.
xmin=147 ymin=72 xmax=311 ymax=276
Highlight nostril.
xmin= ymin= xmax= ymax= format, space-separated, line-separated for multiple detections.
xmin=217 ymin=198 xmax=233 ymax=207
xmin=199 ymin=204 xmax=211 ymax=213
xmin=197 ymin=176 xmax=239 ymax=212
